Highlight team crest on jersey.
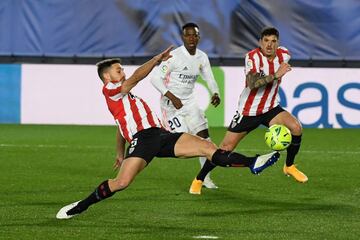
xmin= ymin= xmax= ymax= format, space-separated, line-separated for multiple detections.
xmin=246 ymin=60 xmax=253 ymax=69
xmin=199 ymin=64 xmax=203 ymax=71
xmin=161 ymin=65 xmax=168 ymax=73
xmin=129 ymin=147 xmax=135 ymax=154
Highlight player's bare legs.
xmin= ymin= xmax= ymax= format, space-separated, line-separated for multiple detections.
xmin=270 ymin=111 xmax=308 ymax=183
xmin=220 ymin=131 xmax=247 ymax=151
xmin=174 ymin=133 xmax=217 ymax=159
xmin=108 ymin=157 xmax=147 ymax=192
xmin=56 ymin=157 xmax=147 ymax=219
xmin=269 ymin=111 xmax=302 ymax=135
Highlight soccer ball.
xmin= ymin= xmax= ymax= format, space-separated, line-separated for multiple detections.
xmin=264 ymin=124 xmax=292 ymax=151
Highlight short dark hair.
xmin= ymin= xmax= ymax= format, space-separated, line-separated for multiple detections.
xmin=96 ymin=58 xmax=121 ymax=81
xmin=182 ymin=22 xmax=199 ymax=34
xmin=260 ymin=27 xmax=279 ymax=39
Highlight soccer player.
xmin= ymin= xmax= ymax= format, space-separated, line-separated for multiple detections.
xmin=56 ymin=46 xmax=279 ymax=219
xmin=151 ymin=23 xmax=221 ymax=189
xmin=190 ymin=27 xmax=307 ymax=194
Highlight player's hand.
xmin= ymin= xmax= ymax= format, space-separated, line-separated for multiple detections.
xmin=154 ymin=45 xmax=173 ymax=63
xmin=113 ymin=156 xmax=124 ymax=171
xmin=211 ymin=93 xmax=221 ymax=107
xmin=165 ymin=91 xmax=183 ymax=109
xmin=171 ymin=96 xmax=183 ymax=109
xmin=275 ymin=62 xmax=291 ymax=79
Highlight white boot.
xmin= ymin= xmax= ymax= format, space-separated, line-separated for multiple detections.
xmin=199 ymin=156 xmax=218 ymax=189
xmin=203 ymin=174 xmax=218 ymax=189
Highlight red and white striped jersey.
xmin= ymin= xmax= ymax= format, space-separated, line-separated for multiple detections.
xmin=237 ymin=47 xmax=290 ymax=116
xmin=103 ymin=81 xmax=162 ymax=143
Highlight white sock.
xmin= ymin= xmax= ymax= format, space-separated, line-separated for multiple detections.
xmin=199 ymin=137 xmax=211 ymax=179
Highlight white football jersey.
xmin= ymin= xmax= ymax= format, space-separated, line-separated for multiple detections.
xmin=151 ymin=45 xmax=219 ymax=101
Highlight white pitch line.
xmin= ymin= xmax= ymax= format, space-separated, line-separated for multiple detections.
xmin=193 ymin=236 xmax=219 ymax=239
xmin=0 ymin=143 xmax=359 ymax=154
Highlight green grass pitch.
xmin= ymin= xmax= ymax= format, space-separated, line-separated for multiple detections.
xmin=0 ymin=124 xmax=359 ymax=239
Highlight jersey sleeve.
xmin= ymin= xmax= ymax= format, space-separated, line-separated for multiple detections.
xmin=102 ymin=82 xmax=125 ymax=98
xmin=150 ymin=60 xmax=172 ymax=95
xmin=280 ymin=46 xmax=291 ymax=63
xmin=200 ymin=56 xmax=219 ymax=95
xmin=244 ymin=53 xmax=258 ymax=75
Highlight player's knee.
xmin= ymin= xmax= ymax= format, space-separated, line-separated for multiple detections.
xmin=290 ymin=122 xmax=302 ymax=135
xmin=201 ymin=140 xmax=217 ymax=154
xmin=219 ymin=141 xmax=235 ymax=151
xmin=205 ymin=140 xmax=217 ymax=149
xmin=111 ymin=179 xmax=130 ymax=191
xmin=219 ymin=137 xmax=238 ymax=151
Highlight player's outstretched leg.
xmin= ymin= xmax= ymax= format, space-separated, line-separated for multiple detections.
xmin=56 ymin=157 xmax=147 ymax=219
xmin=56 ymin=201 xmax=81 ymax=219
xmin=249 ymin=151 xmax=280 ymax=175
xmin=56 ymin=180 xmax=114 ymax=219
xmin=189 ymin=150 xmax=280 ymax=195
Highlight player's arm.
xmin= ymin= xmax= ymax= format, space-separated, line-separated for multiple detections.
xmin=164 ymin=91 xmax=183 ymax=109
xmin=151 ymin=60 xmax=183 ymax=109
xmin=113 ymin=128 xmax=126 ymax=170
xmin=121 ymin=46 xmax=173 ymax=93
xmin=200 ymin=57 xmax=221 ymax=107
xmin=151 ymin=66 xmax=169 ymax=95
xmin=246 ymin=72 xmax=275 ymax=89
xmin=246 ymin=62 xmax=292 ymax=90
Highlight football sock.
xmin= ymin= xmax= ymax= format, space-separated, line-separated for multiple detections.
xmin=211 ymin=149 xmax=254 ymax=167
xmin=67 ymin=180 xmax=114 ymax=215
xmin=196 ymin=159 xmax=216 ymax=181
xmin=199 ymin=156 xmax=207 ymax=167
xmin=286 ymin=134 xmax=302 ymax=166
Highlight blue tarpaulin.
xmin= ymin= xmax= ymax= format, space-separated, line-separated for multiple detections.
xmin=0 ymin=0 xmax=359 ymax=60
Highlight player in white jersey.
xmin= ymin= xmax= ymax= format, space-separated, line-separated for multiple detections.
xmin=151 ymin=22 xmax=221 ymax=190
xmin=56 ymin=47 xmax=280 ymax=219
xmin=190 ymin=27 xmax=307 ymax=193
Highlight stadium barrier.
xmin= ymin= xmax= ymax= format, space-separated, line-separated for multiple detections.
xmin=0 ymin=64 xmax=359 ymax=128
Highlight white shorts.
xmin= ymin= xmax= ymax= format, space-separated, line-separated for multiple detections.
xmin=160 ymin=97 xmax=208 ymax=135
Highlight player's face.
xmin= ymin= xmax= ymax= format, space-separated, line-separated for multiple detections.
xmin=108 ymin=63 xmax=126 ymax=82
xmin=260 ymin=35 xmax=279 ymax=58
xmin=182 ymin=27 xmax=200 ymax=53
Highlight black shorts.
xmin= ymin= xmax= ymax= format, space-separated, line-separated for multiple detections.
xmin=125 ymin=127 xmax=183 ymax=164
xmin=228 ymin=105 xmax=285 ymax=133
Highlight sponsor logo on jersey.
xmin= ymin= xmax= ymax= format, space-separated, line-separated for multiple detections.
xmin=178 ymin=73 xmax=198 ymax=83
xmin=182 ymin=66 xmax=188 ymax=71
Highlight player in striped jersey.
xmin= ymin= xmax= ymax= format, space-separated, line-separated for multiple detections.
xmin=151 ymin=22 xmax=220 ymax=189
xmin=56 ymin=46 xmax=280 ymax=219
xmin=191 ymin=27 xmax=308 ymax=188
